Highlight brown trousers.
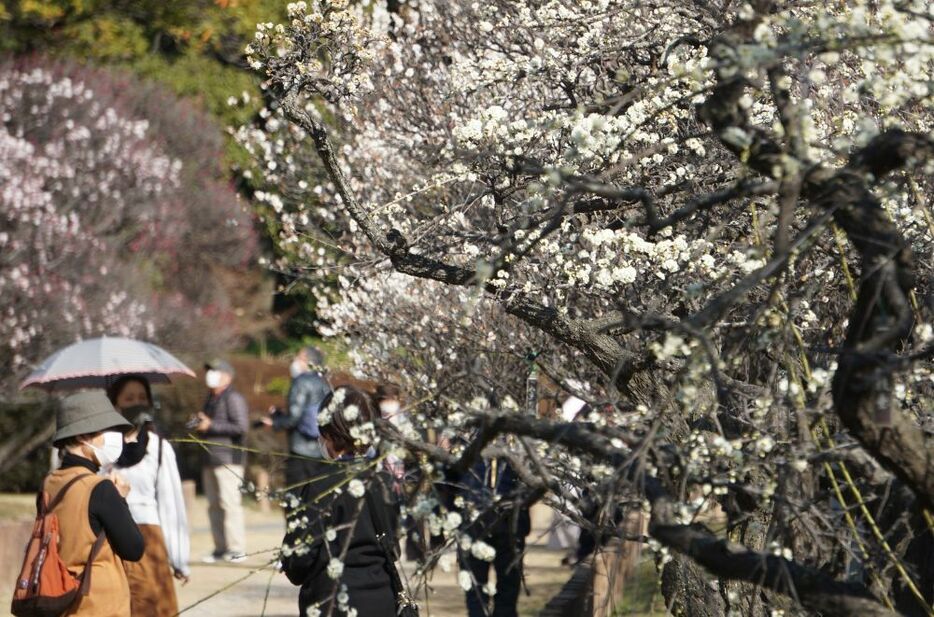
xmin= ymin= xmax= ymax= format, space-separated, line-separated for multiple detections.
xmin=123 ymin=524 xmax=179 ymax=617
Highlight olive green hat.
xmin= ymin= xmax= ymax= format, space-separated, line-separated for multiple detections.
xmin=53 ymin=391 xmax=133 ymax=447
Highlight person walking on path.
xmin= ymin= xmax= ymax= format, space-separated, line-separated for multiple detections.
xmin=107 ymin=375 xmax=190 ymax=615
xmin=195 ymin=358 xmax=249 ymax=563
xmin=455 ymin=449 xmax=531 ymax=617
xmin=261 ymin=347 xmax=332 ymax=504
xmin=372 ymin=383 xmax=426 ymax=562
xmin=48 ymin=390 xmax=145 ymax=616
xmin=281 ymin=386 xmax=398 ymax=617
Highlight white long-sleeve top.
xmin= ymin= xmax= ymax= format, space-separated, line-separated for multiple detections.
xmin=119 ymin=433 xmax=191 ymax=576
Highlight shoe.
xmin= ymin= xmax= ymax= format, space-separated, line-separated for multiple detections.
xmin=224 ymin=552 xmax=247 ymax=563
xmin=202 ymin=551 xmax=225 ymax=564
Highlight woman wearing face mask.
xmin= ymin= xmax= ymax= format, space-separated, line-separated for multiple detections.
xmin=373 ymin=383 xmax=426 ymax=563
xmin=373 ymin=383 xmax=407 ymax=482
xmin=282 ymin=386 xmax=400 ymax=617
xmin=107 ymin=375 xmax=190 ymax=616
xmin=46 ymin=390 xmax=145 ymax=616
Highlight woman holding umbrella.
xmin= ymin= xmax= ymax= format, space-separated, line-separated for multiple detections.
xmin=107 ymin=375 xmax=190 ymax=617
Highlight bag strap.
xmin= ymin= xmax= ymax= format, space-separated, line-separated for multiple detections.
xmin=42 ymin=473 xmax=106 ymax=595
xmin=154 ymin=431 xmax=164 ymax=504
xmin=44 ymin=473 xmax=94 ymax=514
xmin=363 ymin=480 xmax=406 ymax=594
xmin=77 ymin=533 xmax=106 ymax=596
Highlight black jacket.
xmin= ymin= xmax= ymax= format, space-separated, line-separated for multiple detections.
xmin=281 ymin=459 xmax=396 ymax=616
xmin=454 ymin=455 xmax=531 ymax=540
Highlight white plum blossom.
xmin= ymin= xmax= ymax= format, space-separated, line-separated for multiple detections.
xmin=326 ymin=557 xmax=344 ymax=580
xmin=347 ymin=479 xmax=365 ymax=498
xmin=469 ymin=540 xmax=496 ymax=562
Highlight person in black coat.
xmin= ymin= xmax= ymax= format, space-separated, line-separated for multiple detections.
xmin=454 ymin=448 xmax=532 ymax=617
xmin=281 ymin=386 xmax=397 ymax=617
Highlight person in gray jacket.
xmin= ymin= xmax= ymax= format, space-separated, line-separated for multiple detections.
xmin=261 ymin=347 xmax=332 ymax=507
xmin=195 ymin=358 xmax=249 ymax=563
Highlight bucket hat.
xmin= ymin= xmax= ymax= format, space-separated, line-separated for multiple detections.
xmin=53 ymin=390 xmax=133 ymax=447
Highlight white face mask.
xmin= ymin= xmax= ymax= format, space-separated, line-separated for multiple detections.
xmin=379 ymin=400 xmax=401 ymax=418
xmin=85 ymin=431 xmax=124 ymax=468
xmin=289 ymin=360 xmax=307 ymax=379
xmin=205 ymin=370 xmax=223 ymax=389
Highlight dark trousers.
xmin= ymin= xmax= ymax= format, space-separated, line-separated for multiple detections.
xmin=462 ymin=532 xmax=525 ymax=617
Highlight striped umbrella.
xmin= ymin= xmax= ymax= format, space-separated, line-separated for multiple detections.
xmin=20 ymin=336 xmax=196 ymax=392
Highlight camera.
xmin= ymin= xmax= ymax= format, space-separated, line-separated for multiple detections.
xmin=184 ymin=415 xmax=201 ymax=430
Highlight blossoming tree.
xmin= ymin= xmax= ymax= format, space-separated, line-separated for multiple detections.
xmin=0 ymin=59 xmax=257 ymax=394
xmin=244 ymin=1 xmax=933 ymax=615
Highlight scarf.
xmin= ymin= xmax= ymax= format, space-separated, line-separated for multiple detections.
xmin=116 ymin=422 xmax=150 ymax=468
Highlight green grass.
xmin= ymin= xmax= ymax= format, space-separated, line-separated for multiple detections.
xmin=613 ymin=557 xmax=666 ymax=616
xmin=0 ymin=493 xmax=36 ymax=521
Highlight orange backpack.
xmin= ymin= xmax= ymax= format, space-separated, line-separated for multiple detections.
xmin=11 ymin=474 xmax=106 ymax=617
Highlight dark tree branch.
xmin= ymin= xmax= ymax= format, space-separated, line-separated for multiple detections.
xmin=379 ymin=411 xmax=898 ymax=617
xmin=698 ymin=17 xmax=933 ymax=511
xmin=280 ymin=88 xmax=643 ymax=391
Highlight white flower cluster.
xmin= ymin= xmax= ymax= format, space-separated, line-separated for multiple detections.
xmin=469 ymin=540 xmax=496 ymax=562
xmin=458 ymin=570 xmax=473 ymax=591
xmin=326 ymin=557 xmax=344 ymax=579
xmin=347 ymin=479 xmax=365 ymax=498
xmin=0 ymin=65 xmax=175 ymax=380
xmin=246 ymin=0 xmax=380 ymax=104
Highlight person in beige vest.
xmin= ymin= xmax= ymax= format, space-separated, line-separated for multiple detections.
xmin=48 ymin=390 xmax=145 ymax=616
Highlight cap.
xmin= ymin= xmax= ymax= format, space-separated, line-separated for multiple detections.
xmin=204 ymin=358 xmax=235 ymax=376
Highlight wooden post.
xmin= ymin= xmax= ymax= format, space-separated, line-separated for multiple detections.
xmin=253 ymin=467 xmax=271 ymax=512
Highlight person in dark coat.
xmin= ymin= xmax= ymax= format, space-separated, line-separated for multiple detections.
xmin=281 ymin=386 xmax=397 ymax=617
xmin=261 ymin=347 xmax=332 ymax=503
xmin=455 ymin=448 xmax=532 ymax=617
xmin=195 ymin=358 xmax=249 ymax=563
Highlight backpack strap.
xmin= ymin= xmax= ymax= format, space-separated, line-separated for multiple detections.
xmin=77 ymin=533 xmax=106 ymax=596
xmin=44 ymin=473 xmax=94 ymax=514
xmin=41 ymin=473 xmax=105 ymax=596
xmin=363 ymin=478 xmax=410 ymax=602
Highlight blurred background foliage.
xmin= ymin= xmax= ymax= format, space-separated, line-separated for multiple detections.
xmin=0 ymin=0 xmax=321 ymax=347
xmin=0 ymin=0 xmax=327 ymax=484
xmin=0 ymin=0 xmax=282 ymax=137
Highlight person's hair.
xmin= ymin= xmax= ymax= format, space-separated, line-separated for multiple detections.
xmin=301 ymin=346 xmax=325 ymax=367
xmin=373 ymin=383 xmax=402 ymax=405
xmin=106 ymin=374 xmax=153 ymax=407
xmin=57 ymin=432 xmax=102 ymax=461
xmin=319 ymin=386 xmax=377 ymax=455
